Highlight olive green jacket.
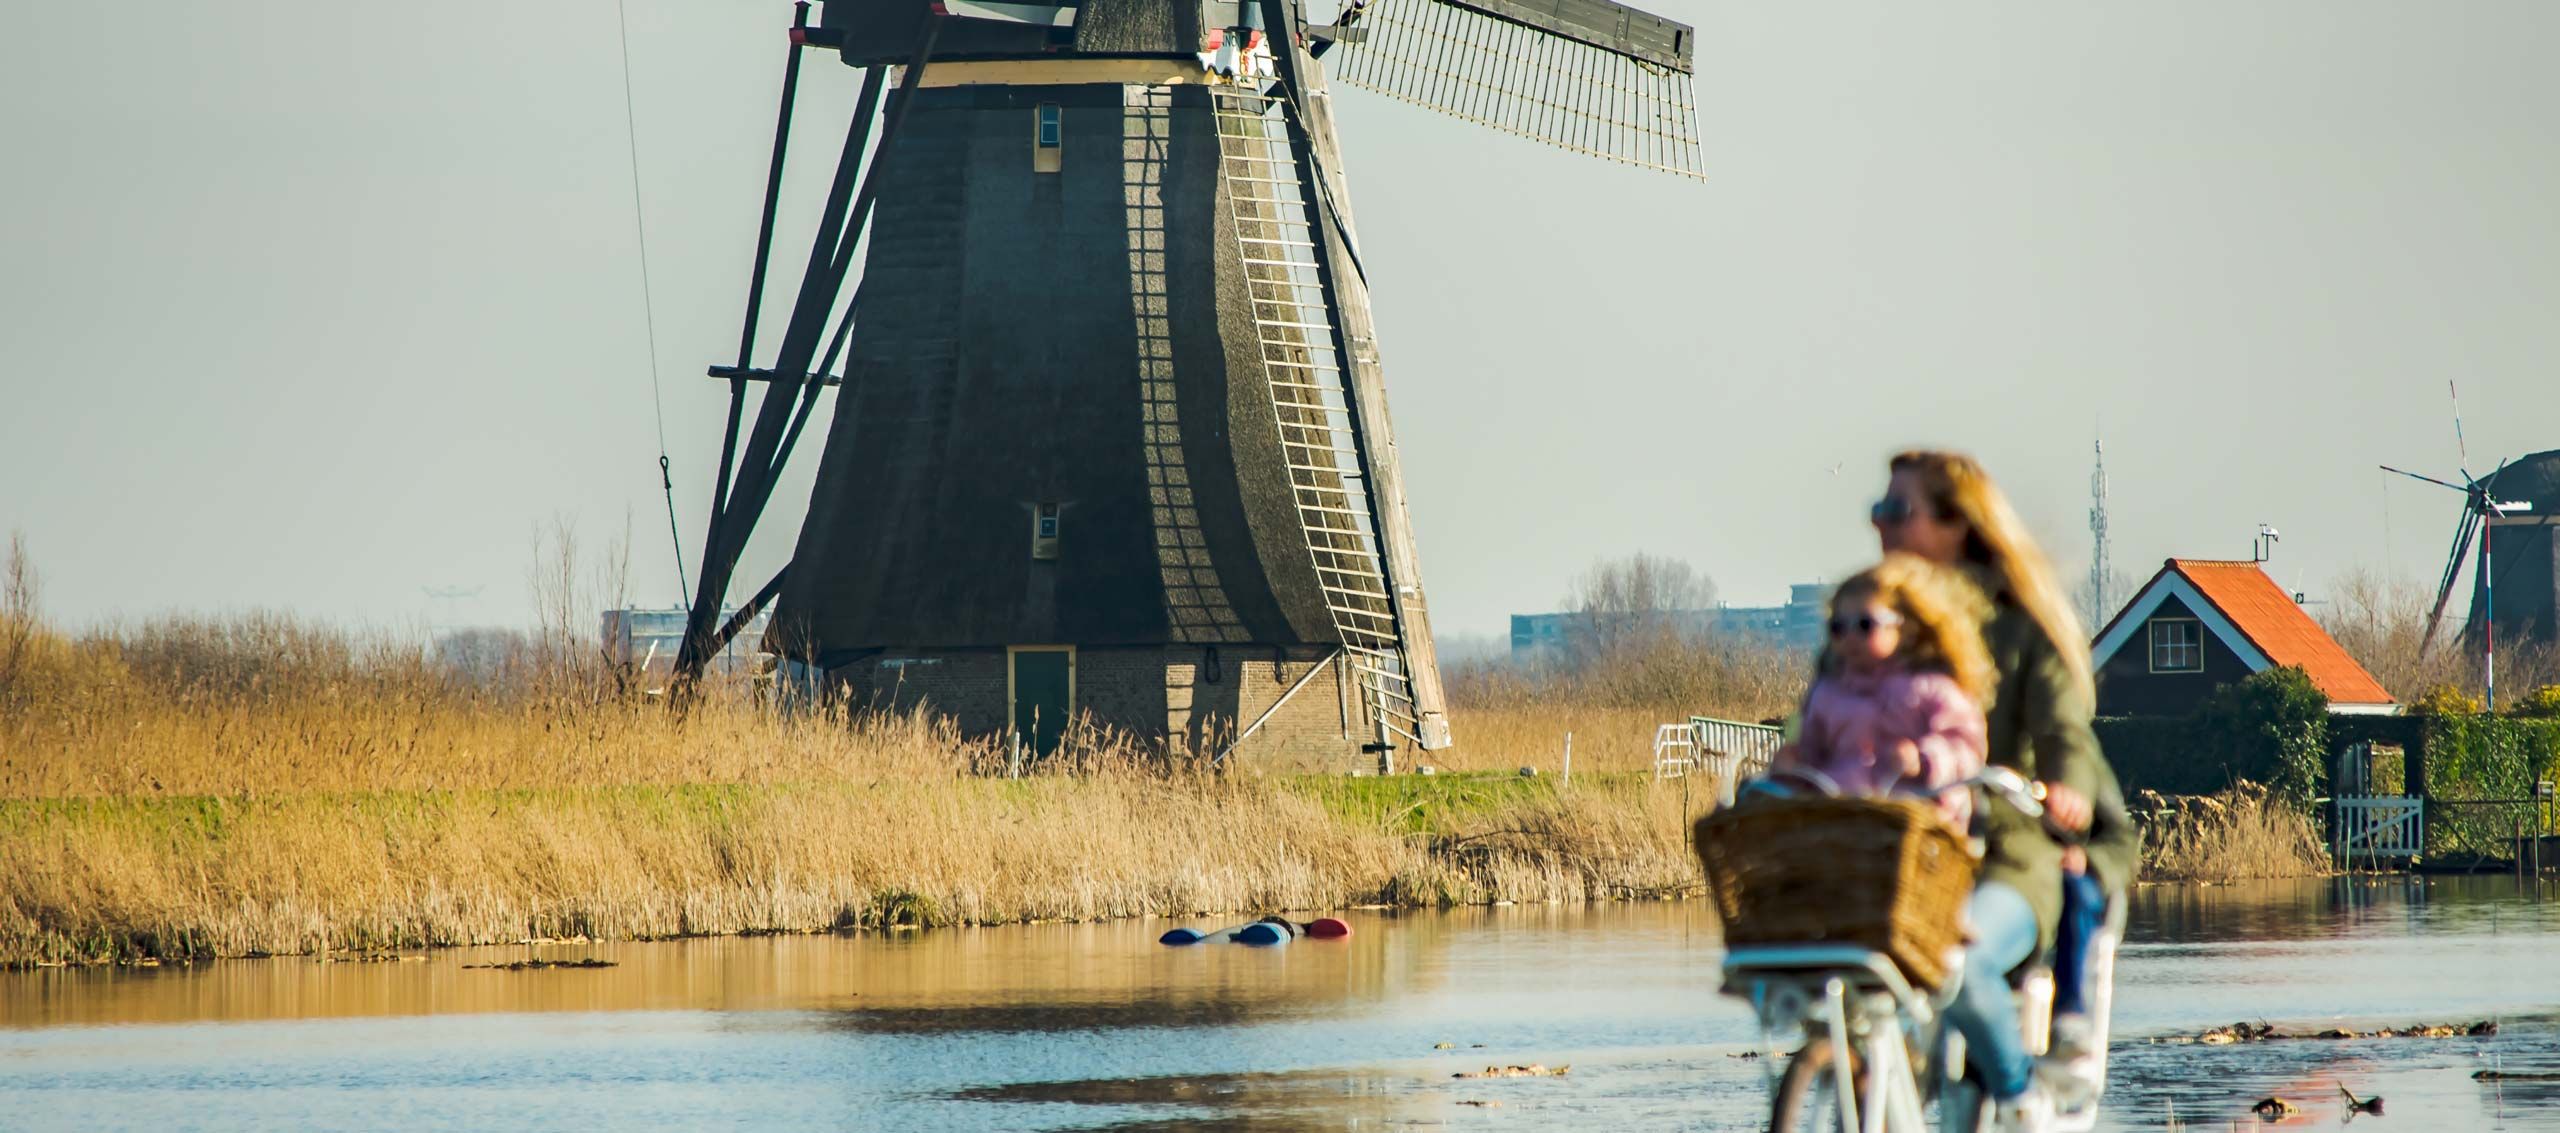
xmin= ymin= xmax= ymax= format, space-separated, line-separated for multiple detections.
xmin=1974 ymin=583 xmax=2140 ymax=950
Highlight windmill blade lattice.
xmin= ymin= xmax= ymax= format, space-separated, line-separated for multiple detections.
xmin=1326 ymin=0 xmax=1705 ymax=178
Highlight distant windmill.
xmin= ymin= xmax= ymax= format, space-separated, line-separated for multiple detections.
xmin=2380 ymin=383 xmax=2539 ymax=706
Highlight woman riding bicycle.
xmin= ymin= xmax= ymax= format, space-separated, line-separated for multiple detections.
xmin=1867 ymin=451 xmax=2137 ymax=1132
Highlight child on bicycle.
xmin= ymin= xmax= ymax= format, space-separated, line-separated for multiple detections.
xmin=1772 ymin=555 xmax=1995 ymax=828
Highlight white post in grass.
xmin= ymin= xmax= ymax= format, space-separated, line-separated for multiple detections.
xmin=1562 ymin=732 xmax=1573 ymax=786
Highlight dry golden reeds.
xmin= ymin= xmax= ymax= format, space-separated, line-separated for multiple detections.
xmin=2134 ymin=781 xmax=2329 ymax=883
xmin=0 ymin=535 xmax=1731 ymax=966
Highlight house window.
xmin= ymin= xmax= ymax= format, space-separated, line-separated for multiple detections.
xmin=2149 ymin=618 xmax=2202 ymax=673
xmin=1031 ymin=502 xmax=1061 ymax=560
xmin=1033 ymin=104 xmax=1062 ymax=173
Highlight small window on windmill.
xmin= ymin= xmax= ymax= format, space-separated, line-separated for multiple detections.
xmin=1032 ymin=502 xmax=1061 ymax=560
xmin=1033 ymin=104 xmax=1062 ymax=174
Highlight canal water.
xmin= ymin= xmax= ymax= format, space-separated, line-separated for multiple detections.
xmin=6 ymin=878 xmax=2558 ymax=1130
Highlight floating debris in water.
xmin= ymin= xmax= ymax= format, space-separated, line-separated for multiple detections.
xmin=1454 ymin=1064 xmax=1568 ymax=1079
xmin=1455 ymin=1099 xmax=1501 ymax=1107
xmin=2337 ymin=1082 xmax=2383 ymax=1115
xmin=465 ymin=957 xmax=617 ymax=971
xmin=2250 ymin=1095 xmax=2297 ymax=1118
xmin=2197 ymin=1021 xmax=2280 ymax=1044
xmin=1433 ymin=1042 xmax=1455 ymax=1050
xmin=2475 ymin=1070 xmax=2560 ymax=1081
xmin=2172 ymin=1019 xmax=2495 ymax=1044
xmin=323 ymin=952 xmax=425 ymax=964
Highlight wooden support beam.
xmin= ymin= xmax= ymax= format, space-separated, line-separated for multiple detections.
xmin=706 ymin=365 xmax=844 ymax=387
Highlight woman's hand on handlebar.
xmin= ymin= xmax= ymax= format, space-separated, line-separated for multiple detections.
xmin=2042 ymin=782 xmax=2092 ymax=836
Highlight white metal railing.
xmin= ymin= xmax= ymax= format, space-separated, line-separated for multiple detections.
xmin=2334 ymin=795 xmax=2424 ymax=863
xmin=1652 ymin=722 xmax=1696 ymax=778
xmin=1691 ymin=715 xmax=1784 ymax=806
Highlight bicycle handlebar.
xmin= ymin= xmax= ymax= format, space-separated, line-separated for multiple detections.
xmin=1745 ymin=766 xmax=2047 ymax=822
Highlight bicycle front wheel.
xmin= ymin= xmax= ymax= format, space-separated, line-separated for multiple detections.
xmin=1769 ymin=1036 xmax=1864 ymax=1133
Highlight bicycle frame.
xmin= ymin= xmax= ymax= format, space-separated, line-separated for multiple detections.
xmin=1714 ymin=770 xmax=2119 ymax=1131
xmin=1722 ymin=900 xmax=2125 ymax=1133
xmin=1726 ymin=945 xmax=1944 ymax=1133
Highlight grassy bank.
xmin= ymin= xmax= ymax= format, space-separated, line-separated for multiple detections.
xmin=1 ymin=771 xmax=1705 ymax=967
xmin=0 ymin=558 xmax=1757 ymax=966
xmin=0 ymin=554 xmax=2324 ymax=967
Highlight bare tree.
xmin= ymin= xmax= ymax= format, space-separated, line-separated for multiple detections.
xmin=0 ymin=531 xmax=36 ymax=701
xmin=594 ymin=512 xmax=633 ymax=672
xmin=434 ymin=626 xmax=535 ymax=685
xmin=1565 ymin=553 xmax=1716 ymax=655
xmin=2074 ymin=567 xmax=2140 ymax=632
xmin=2318 ymin=567 xmax=2560 ymax=707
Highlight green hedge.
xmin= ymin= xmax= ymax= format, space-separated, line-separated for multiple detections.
xmin=2099 ymin=678 xmax=2560 ymax=853
xmin=2406 ymin=715 xmax=2560 ymax=855
xmin=2414 ymin=715 xmax=2560 ymax=800
xmin=2095 ymin=667 xmax=2328 ymax=804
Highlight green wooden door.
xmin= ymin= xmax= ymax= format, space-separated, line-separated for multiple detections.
xmin=1011 ymin=649 xmax=1072 ymax=757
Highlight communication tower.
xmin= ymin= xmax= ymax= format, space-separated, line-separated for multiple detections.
xmin=2088 ymin=437 xmax=2111 ymax=627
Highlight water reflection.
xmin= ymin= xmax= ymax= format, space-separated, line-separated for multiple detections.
xmin=5 ymin=882 xmax=2559 ymax=1132
xmin=2126 ymin=874 xmax=2559 ymax=945
xmin=948 ymin=1067 xmax=1428 ymax=1132
xmin=2 ymin=903 xmax=1728 ymax=1035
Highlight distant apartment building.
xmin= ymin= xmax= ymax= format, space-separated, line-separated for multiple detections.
xmin=601 ymin=605 xmax=774 ymax=676
xmin=1510 ymin=583 xmax=1829 ymax=660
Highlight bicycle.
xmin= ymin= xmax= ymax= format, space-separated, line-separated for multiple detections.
xmin=1709 ymin=768 xmax=2122 ymax=1133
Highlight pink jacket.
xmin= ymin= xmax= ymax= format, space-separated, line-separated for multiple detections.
xmin=1783 ymin=667 xmax=1985 ymax=829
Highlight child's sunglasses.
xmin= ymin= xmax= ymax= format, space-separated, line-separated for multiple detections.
xmin=1827 ymin=610 xmax=1906 ymax=639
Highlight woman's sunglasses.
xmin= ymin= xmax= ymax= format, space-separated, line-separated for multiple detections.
xmin=1869 ymin=496 xmax=1917 ymax=526
xmin=1827 ymin=610 xmax=1906 ymax=639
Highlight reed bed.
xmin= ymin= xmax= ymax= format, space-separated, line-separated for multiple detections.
xmin=0 ymin=554 xmax=1715 ymax=965
xmin=2134 ymin=781 xmax=2329 ymax=883
xmin=0 ymin=768 xmax=1704 ymax=966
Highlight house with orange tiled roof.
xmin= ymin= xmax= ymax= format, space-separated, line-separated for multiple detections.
xmin=2091 ymin=559 xmax=2399 ymax=717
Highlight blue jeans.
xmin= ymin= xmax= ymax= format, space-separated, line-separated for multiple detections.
xmin=2053 ymin=871 xmax=2105 ymax=1016
xmin=1945 ymin=881 xmax=2038 ymax=1100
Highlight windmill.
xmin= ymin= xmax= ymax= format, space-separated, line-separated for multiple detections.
xmin=2380 ymin=385 xmax=2552 ymax=707
xmin=666 ymin=0 xmax=1702 ymax=766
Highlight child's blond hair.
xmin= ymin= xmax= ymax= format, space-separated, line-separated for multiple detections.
xmin=1824 ymin=553 xmax=1997 ymax=706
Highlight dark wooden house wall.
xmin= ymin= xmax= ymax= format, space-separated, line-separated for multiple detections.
xmin=2094 ymin=593 xmax=2258 ymax=717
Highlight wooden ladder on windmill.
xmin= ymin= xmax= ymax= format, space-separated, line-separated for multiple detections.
xmin=1211 ymin=86 xmax=1423 ymax=763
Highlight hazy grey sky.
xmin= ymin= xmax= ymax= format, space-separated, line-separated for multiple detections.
xmin=6 ymin=1 xmax=2556 ymax=642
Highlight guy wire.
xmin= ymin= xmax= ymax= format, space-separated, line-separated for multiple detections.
xmin=615 ymin=0 xmax=692 ymax=601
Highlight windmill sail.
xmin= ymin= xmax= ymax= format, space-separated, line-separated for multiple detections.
xmin=1324 ymin=0 xmax=1703 ymax=177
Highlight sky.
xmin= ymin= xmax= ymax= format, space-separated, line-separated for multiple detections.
xmin=5 ymin=1 xmax=2557 ymax=647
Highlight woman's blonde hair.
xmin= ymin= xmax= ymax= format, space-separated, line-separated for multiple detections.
xmin=1888 ymin=449 xmax=2095 ymax=701
xmin=1828 ymin=554 xmax=1998 ymax=705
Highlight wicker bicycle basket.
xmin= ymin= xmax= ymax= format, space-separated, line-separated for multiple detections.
xmin=1693 ymin=795 xmax=1977 ymax=990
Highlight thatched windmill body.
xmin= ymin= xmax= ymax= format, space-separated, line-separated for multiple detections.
xmin=672 ymin=0 xmax=1702 ymax=766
